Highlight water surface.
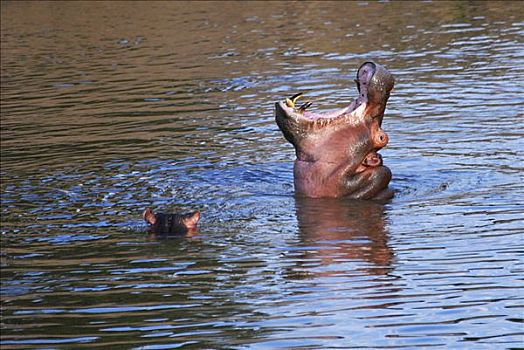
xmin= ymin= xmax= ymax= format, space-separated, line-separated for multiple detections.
xmin=1 ymin=1 xmax=523 ymax=349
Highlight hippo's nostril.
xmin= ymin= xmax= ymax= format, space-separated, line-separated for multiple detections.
xmin=374 ymin=131 xmax=388 ymax=148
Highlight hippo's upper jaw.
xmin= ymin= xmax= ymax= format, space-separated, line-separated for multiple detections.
xmin=275 ymin=62 xmax=395 ymax=200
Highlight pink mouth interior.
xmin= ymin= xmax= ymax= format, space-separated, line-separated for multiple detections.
xmin=296 ymin=62 xmax=375 ymax=121
xmin=299 ymin=98 xmax=361 ymax=121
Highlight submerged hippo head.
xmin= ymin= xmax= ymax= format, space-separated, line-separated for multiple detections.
xmin=275 ymin=62 xmax=395 ymax=199
xmin=143 ymin=208 xmax=200 ymax=237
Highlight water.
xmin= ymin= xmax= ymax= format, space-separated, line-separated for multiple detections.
xmin=1 ymin=1 xmax=523 ymax=349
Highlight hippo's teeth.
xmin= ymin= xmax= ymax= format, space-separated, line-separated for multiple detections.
xmin=298 ymin=101 xmax=312 ymax=114
xmin=285 ymin=92 xmax=304 ymax=108
xmin=316 ymin=118 xmax=327 ymax=127
xmin=290 ymin=92 xmax=303 ymax=103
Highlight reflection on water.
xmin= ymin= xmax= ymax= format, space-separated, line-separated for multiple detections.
xmin=1 ymin=1 xmax=524 ymax=349
xmin=294 ymin=198 xmax=393 ymax=276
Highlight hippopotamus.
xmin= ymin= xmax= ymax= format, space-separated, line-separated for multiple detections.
xmin=143 ymin=208 xmax=200 ymax=237
xmin=275 ymin=61 xmax=395 ymax=200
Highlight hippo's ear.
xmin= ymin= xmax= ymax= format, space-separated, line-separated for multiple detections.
xmin=143 ymin=208 xmax=157 ymax=225
xmin=183 ymin=211 xmax=200 ymax=229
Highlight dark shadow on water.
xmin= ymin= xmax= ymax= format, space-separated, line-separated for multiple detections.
xmin=293 ymin=196 xmax=394 ymax=276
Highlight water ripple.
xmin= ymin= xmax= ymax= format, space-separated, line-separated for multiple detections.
xmin=2 ymin=1 xmax=523 ymax=349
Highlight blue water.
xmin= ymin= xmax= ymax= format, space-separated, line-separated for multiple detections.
xmin=1 ymin=1 xmax=523 ymax=349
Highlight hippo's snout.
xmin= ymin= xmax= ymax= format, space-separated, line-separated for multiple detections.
xmin=360 ymin=61 xmax=395 ymax=106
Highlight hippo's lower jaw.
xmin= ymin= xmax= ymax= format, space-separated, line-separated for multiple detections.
xmin=293 ymin=159 xmax=393 ymax=200
xmin=275 ymin=62 xmax=395 ymax=200
xmin=343 ymin=164 xmax=393 ymax=200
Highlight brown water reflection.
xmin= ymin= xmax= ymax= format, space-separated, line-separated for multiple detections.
xmin=295 ymin=198 xmax=393 ymax=276
xmin=2 ymin=1 xmax=523 ymax=349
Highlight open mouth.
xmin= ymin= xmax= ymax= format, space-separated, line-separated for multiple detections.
xmin=275 ymin=62 xmax=393 ymax=128
xmin=275 ymin=94 xmax=366 ymax=127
